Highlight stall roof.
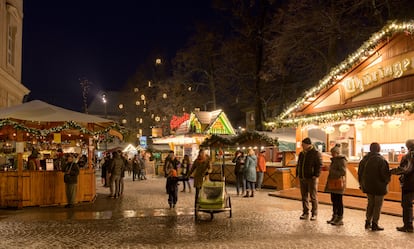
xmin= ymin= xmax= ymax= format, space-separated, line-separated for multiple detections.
xmin=0 ymin=100 xmax=113 ymax=123
xmin=272 ymin=20 xmax=414 ymax=127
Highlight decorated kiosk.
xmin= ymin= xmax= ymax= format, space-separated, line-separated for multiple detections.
xmin=268 ymin=20 xmax=414 ymax=201
xmin=0 ymin=100 xmax=120 ymax=208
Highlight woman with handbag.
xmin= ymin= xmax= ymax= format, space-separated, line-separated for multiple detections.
xmin=325 ymin=145 xmax=347 ymax=226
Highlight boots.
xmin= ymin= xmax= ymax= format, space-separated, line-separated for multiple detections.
xmin=371 ymin=223 xmax=384 ymax=231
xmin=396 ymin=222 xmax=414 ymax=233
xmin=331 ymin=216 xmax=343 ymax=226
xmin=365 ymin=220 xmax=371 ymax=229
xmin=250 ymin=191 xmax=254 ymax=197
xmin=243 ymin=191 xmax=250 ymax=198
xmin=327 ymin=215 xmax=337 ymax=224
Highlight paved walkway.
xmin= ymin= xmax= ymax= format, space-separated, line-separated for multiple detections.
xmin=0 ymin=172 xmax=412 ymax=249
xmin=269 ymin=188 xmax=403 ymax=217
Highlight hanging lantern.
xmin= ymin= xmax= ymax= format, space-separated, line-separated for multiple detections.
xmin=354 ymin=120 xmax=367 ymax=130
xmin=388 ymin=119 xmax=402 ymax=128
xmin=339 ymin=124 xmax=350 ymax=133
xmin=324 ymin=126 xmax=335 ymax=134
xmin=372 ymin=120 xmax=385 ymax=129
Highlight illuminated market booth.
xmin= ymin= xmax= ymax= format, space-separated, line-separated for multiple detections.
xmin=0 ymin=100 xmax=121 ymax=208
xmin=267 ymin=20 xmax=414 ymax=201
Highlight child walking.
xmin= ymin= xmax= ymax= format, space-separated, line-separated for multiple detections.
xmin=166 ymin=167 xmax=179 ymax=208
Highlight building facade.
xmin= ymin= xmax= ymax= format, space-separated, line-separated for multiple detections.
xmin=0 ymin=0 xmax=29 ymax=107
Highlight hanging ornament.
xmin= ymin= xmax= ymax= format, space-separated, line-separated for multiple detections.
xmin=387 ymin=119 xmax=402 ymax=128
xmin=372 ymin=120 xmax=385 ymax=129
xmin=324 ymin=126 xmax=335 ymax=134
xmin=354 ymin=120 xmax=367 ymax=130
xmin=339 ymin=124 xmax=350 ymax=133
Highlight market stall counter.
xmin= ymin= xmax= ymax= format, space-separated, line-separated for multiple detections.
xmin=0 ymin=168 xmax=96 ymax=208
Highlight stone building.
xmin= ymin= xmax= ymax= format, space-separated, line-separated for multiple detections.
xmin=0 ymin=0 xmax=29 ymax=107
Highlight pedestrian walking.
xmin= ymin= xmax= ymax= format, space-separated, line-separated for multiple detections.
xmin=187 ymin=149 xmax=211 ymax=208
xmin=180 ymin=155 xmax=191 ymax=192
xmin=358 ymin=142 xmax=391 ymax=231
xmin=243 ymin=148 xmax=257 ymax=198
xmin=166 ymin=167 xmax=179 ymax=208
xmin=296 ymin=137 xmax=322 ymax=221
xmin=325 ymin=145 xmax=347 ymax=226
xmin=390 ymin=139 xmax=414 ymax=233
xmin=62 ymin=154 xmax=80 ymax=208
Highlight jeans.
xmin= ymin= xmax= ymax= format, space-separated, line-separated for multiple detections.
xmin=65 ymin=183 xmax=77 ymax=205
xmin=366 ymin=194 xmax=384 ymax=224
xmin=235 ymin=173 xmax=245 ymax=195
xmin=299 ymin=177 xmax=318 ymax=215
xmin=402 ymin=191 xmax=414 ymax=226
xmin=256 ymin=172 xmax=264 ymax=189
xmin=330 ymin=193 xmax=344 ymax=216
xmin=110 ymin=175 xmax=121 ymax=196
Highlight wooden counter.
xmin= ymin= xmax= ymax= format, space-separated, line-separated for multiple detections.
xmin=319 ymin=161 xmax=401 ymax=201
xmin=0 ymin=169 xmax=96 ymax=208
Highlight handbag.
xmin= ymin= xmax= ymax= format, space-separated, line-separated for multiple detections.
xmin=327 ymin=177 xmax=344 ymax=191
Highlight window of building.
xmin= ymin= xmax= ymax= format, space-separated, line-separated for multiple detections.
xmin=7 ymin=25 xmax=16 ymax=67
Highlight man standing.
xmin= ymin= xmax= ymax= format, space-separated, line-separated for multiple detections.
xmin=62 ymin=154 xmax=80 ymax=208
xmin=296 ymin=137 xmax=322 ymax=221
xmin=358 ymin=142 xmax=390 ymax=231
xmin=109 ymin=151 xmax=125 ymax=198
xmin=256 ymin=150 xmax=266 ymax=190
xmin=391 ymin=139 xmax=414 ymax=233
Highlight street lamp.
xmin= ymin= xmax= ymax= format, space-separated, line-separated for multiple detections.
xmin=102 ymin=93 xmax=108 ymax=151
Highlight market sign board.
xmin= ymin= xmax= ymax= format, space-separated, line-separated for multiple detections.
xmin=341 ymin=51 xmax=414 ymax=100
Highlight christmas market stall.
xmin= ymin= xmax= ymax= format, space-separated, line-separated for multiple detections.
xmin=0 ymin=100 xmax=121 ymax=208
xmin=267 ymin=20 xmax=414 ymax=201
xmin=201 ymin=131 xmax=296 ymax=190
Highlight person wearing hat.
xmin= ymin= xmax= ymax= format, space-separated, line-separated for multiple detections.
xmin=296 ymin=137 xmax=322 ymax=221
xmin=256 ymin=150 xmax=266 ymax=190
xmin=325 ymin=144 xmax=347 ymax=226
xmin=358 ymin=142 xmax=390 ymax=231
xmin=391 ymin=139 xmax=414 ymax=233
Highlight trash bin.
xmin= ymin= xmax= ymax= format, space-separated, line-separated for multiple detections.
xmin=276 ymin=168 xmax=291 ymax=190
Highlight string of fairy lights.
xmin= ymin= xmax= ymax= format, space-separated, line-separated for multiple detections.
xmin=0 ymin=119 xmax=119 ymax=138
xmin=268 ymin=20 xmax=414 ymax=128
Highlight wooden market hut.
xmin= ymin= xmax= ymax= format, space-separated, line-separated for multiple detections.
xmin=0 ymin=100 xmax=121 ymax=208
xmin=268 ymin=20 xmax=414 ymax=201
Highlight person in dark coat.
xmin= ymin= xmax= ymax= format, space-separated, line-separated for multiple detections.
xmin=62 ymin=154 xmax=80 ymax=208
xmin=232 ymin=150 xmax=245 ymax=196
xmin=391 ymin=139 xmax=414 ymax=233
xmin=358 ymin=142 xmax=390 ymax=231
xmin=324 ymin=145 xmax=347 ymax=226
xmin=296 ymin=137 xmax=322 ymax=221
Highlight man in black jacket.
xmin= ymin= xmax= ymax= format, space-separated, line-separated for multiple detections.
xmin=391 ymin=139 xmax=414 ymax=233
xmin=296 ymin=137 xmax=322 ymax=221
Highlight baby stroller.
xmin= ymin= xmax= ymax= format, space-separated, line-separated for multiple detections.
xmin=195 ymin=172 xmax=232 ymax=220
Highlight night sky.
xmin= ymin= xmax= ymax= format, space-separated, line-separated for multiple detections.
xmin=22 ymin=1 xmax=214 ymax=112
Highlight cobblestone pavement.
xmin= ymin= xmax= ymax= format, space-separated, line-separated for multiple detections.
xmin=0 ymin=172 xmax=413 ymax=249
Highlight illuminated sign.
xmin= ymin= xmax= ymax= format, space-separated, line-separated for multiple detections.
xmin=341 ymin=52 xmax=414 ymax=100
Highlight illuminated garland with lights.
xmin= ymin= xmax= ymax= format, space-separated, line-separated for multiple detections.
xmin=201 ymin=131 xmax=278 ymax=147
xmin=277 ymin=20 xmax=414 ymax=121
xmin=0 ymin=119 xmax=120 ymax=137
xmin=270 ymin=101 xmax=414 ymax=127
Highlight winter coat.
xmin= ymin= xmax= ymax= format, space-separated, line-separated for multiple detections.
xmin=391 ymin=151 xmax=414 ymax=193
xmin=358 ymin=152 xmax=390 ymax=195
xmin=296 ymin=146 xmax=322 ymax=179
xmin=232 ymin=155 xmax=245 ymax=175
xmin=257 ymin=154 xmax=266 ymax=172
xmin=110 ymin=155 xmax=125 ymax=176
xmin=188 ymin=158 xmax=210 ymax=189
xmin=324 ymin=155 xmax=347 ymax=194
xmin=244 ymin=155 xmax=257 ymax=182
xmin=62 ymin=162 xmax=80 ymax=184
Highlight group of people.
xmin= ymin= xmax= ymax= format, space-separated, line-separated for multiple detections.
xmin=232 ymin=148 xmax=266 ymax=198
xmin=100 ymin=150 xmax=148 ymax=199
xmin=297 ymin=136 xmax=414 ymax=233
xmin=163 ymin=149 xmax=210 ymax=209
